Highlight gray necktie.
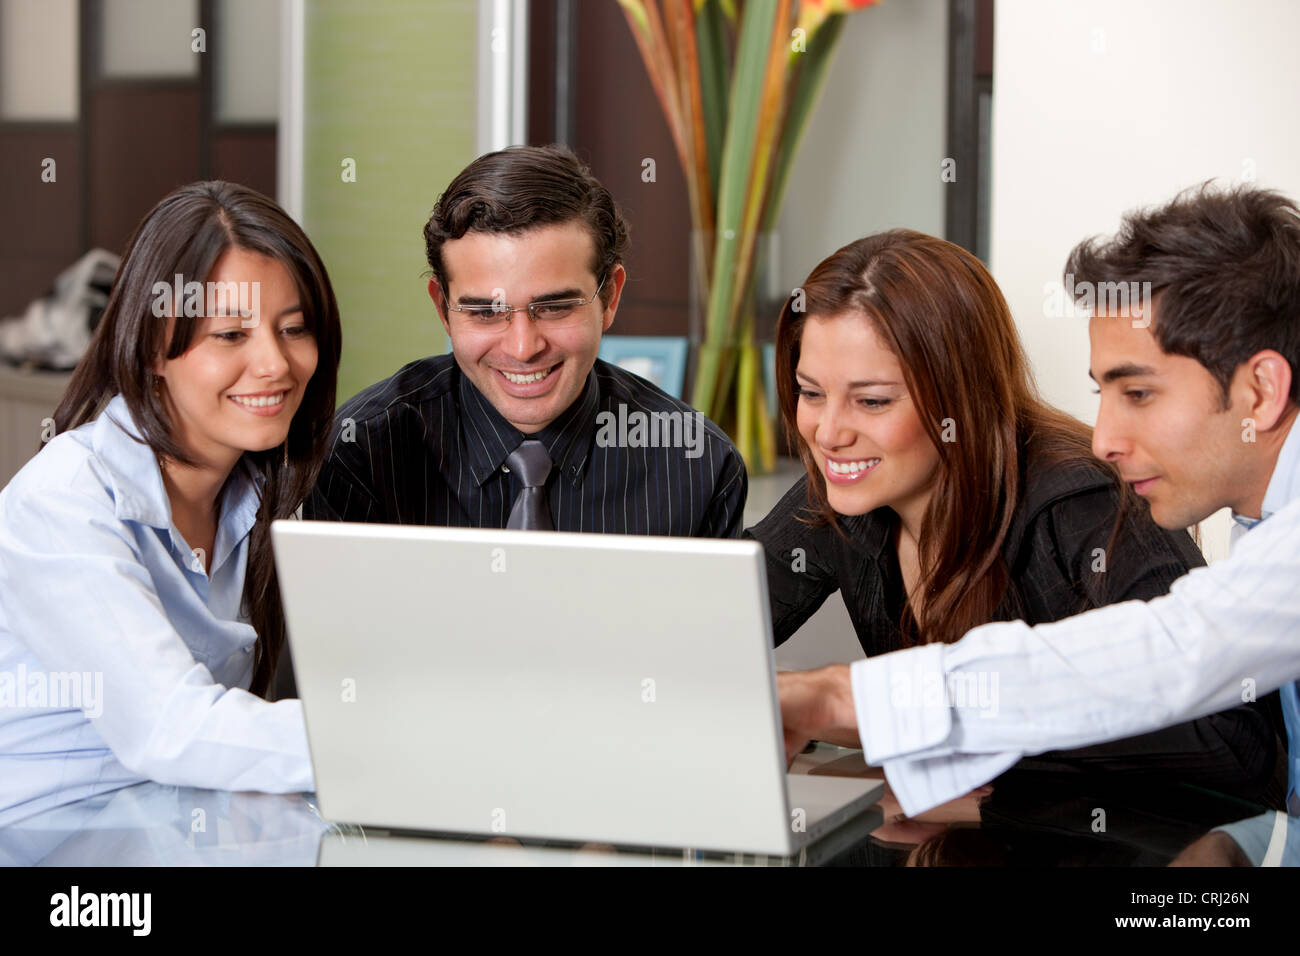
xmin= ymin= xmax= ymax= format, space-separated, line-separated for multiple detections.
xmin=505 ymin=440 xmax=554 ymax=531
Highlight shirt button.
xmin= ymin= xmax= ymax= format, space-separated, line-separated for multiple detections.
xmin=501 ymin=465 xmax=510 ymax=473
xmin=242 ymin=645 xmax=252 ymax=654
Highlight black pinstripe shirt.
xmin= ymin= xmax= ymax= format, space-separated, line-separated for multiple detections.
xmin=304 ymin=354 xmax=747 ymax=537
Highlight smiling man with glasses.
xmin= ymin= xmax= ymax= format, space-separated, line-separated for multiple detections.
xmin=304 ymin=144 xmax=746 ymax=541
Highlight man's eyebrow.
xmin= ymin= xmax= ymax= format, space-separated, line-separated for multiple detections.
xmin=529 ymin=288 xmax=586 ymax=302
xmin=1090 ymin=363 xmax=1158 ymax=384
xmin=456 ymin=288 xmax=586 ymax=305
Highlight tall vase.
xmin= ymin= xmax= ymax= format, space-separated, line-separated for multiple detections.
xmin=687 ymin=229 xmax=780 ymax=474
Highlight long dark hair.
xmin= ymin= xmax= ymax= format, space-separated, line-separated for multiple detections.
xmin=51 ymin=180 xmax=342 ymax=697
xmin=775 ymin=229 xmax=1121 ymax=646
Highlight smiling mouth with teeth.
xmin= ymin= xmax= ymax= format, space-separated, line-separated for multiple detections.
xmin=500 ymin=366 xmax=554 ymax=385
xmin=827 ymin=457 xmax=881 ymax=476
xmin=230 ymin=391 xmax=287 ymax=408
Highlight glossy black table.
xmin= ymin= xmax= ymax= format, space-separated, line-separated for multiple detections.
xmin=0 ymin=744 xmax=1281 ymax=866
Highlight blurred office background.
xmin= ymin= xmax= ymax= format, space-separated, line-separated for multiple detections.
xmin=1 ymin=0 xmax=972 ymax=415
xmin=4 ymin=0 xmax=1300 ymax=660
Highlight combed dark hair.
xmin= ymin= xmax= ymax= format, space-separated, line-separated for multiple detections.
xmin=1066 ymin=182 xmax=1300 ymax=407
xmin=51 ymin=181 xmax=342 ymax=698
xmin=423 ymin=144 xmax=629 ymax=305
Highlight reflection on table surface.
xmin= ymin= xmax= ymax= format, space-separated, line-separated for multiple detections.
xmin=318 ymin=806 xmax=884 ymax=867
xmin=0 ymin=744 xmax=1276 ymax=866
xmin=0 ymin=784 xmax=331 ymax=867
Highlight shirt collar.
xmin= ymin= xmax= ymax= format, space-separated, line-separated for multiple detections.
xmin=838 ymin=509 xmax=895 ymax=561
xmin=457 ymin=366 xmax=601 ymax=487
xmin=91 ymin=394 xmax=263 ymax=552
xmin=211 ymin=461 xmax=262 ymax=573
xmin=1232 ymin=416 xmax=1300 ymax=531
xmin=1260 ymin=416 xmax=1300 ymax=520
xmin=534 ymin=368 xmax=601 ymax=482
xmin=92 ymin=394 xmax=173 ymax=529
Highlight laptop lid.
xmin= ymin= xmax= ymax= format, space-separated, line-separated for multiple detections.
xmin=273 ymin=521 xmax=825 ymax=855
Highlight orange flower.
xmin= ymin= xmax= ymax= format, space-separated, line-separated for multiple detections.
xmin=797 ymin=0 xmax=879 ymax=40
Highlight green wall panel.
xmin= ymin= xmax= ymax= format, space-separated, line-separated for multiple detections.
xmin=303 ymin=0 xmax=476 ymax=403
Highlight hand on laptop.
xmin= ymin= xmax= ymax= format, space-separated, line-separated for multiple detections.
xmin=777 ymin=665 xmax=861 ymax=767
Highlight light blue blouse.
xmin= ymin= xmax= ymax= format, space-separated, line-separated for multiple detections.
xmin=0 ymin=394 xmax=314 ymax=824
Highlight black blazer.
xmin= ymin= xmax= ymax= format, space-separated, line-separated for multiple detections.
xmin=745 ymin=449 xmax=1280 ymax=803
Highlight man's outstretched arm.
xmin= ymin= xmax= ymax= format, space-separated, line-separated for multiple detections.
xmin=780 ymin=502 xmax=1300 ymax=816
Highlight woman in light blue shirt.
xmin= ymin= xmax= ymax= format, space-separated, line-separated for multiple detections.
xmin=0 ymin=181 xmax=341 ymax=823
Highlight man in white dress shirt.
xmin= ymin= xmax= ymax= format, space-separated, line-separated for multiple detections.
xmin=777 ymin=183 xmax=1300 ymax=865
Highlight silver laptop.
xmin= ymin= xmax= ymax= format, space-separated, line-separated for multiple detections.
xmin=271 ymin=521 xmax=882 ymax=857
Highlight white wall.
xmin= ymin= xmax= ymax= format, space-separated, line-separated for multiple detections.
xmin=990 ymin=0 xmax=1300 ymax=560
xmin=777 ymin=0 xmax=948 ymax=292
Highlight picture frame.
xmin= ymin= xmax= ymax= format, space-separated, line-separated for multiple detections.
xmin=598 ymin=336 xmax=689 ymax=399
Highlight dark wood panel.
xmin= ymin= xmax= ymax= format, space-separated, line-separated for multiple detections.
xmin=0 ymin=127 xmax=82 ymax=316
xmin=211 ymin=128 xmax=277 ymax=199
xmin=87 ymin=86 xmax=202 ymax=253
xmin=571 ymin=1 xmax=691 ymax=339
xmin=946 ymin=0 xmax=978 ymax=254
xmin=528 ymin=0 xmax=558 ymax=144
xmin=0 ymin=256 xmax=71 ymax=320
xmin=976 ymin=0 xmax=994 ymax=77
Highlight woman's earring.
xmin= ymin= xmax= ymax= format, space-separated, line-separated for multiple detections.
xmin=283 ymin=440 xmax=289 ymax=468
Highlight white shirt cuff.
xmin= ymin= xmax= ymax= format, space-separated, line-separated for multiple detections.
xmin=850 ymin=642 xmax=953 ymax=765
xmin=883 ymin=751 xmax=1024 ymax=818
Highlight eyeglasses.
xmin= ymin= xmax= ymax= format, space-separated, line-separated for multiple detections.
xmin=447 ymin=274 xmax=607 ymax=330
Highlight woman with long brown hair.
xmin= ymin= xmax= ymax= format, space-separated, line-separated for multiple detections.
xmin=747 ymin=229 xmax=1277 ymax=797
xmin=0 ymin=181 xmax=340 ymax=823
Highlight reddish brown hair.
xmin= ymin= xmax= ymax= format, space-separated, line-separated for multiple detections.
xmin=775 ymin=229 xmax=1105 ymax=645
